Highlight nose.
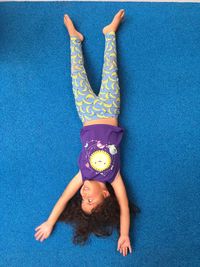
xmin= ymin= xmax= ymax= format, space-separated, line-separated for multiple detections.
xmin=82 ymin=186 xmax=89 ymax=197
xmin=84 ymin=185 xmax=89 ymax=191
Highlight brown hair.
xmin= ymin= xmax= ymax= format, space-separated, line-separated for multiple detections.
xmin=58 ymin=182 xmax=141 ymax=245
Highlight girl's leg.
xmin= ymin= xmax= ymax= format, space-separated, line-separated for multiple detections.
xmin=70 ymin=36 xmax=97 ymax=123
xmin=97 ymin=31 xmax=120 ymax=119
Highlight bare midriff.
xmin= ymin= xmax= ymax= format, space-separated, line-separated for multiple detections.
xmin=83 ymin=117 xmax=118 ymax=127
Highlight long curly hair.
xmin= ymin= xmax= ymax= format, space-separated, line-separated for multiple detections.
xmin=57 ymin=181 xmax=141 ymax=245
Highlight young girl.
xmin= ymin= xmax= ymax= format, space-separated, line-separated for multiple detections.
xmin=34 ymin=9 xmax=140 ymax=256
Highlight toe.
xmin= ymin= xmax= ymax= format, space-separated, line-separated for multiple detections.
xmin=120 ymin=10 xmax=125 ymax=17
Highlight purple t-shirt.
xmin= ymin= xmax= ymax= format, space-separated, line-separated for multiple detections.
xmin=78 ymin=124 xmax=124 ymax=183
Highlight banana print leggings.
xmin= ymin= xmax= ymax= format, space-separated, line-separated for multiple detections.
xmin=69 ymin=31 xmax=121 ymax=124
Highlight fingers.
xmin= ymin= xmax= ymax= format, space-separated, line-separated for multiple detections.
xmin=123 ymin=247 xmax=127 ymax=256
xmin=117 ymin=236 xmax=133 ymax=256
xmin=35 ymin=230 xmax=47 ymax=242
xmin=119 ymin=246 xmax=127 ymax=256
xmin=34 ymin=229 xmax=42 ymax=238
xmin=118 ymin=245 xmax=133 ymax=256
xmin=34 ymin=227 xmax=47 ymax=242
xmin=35 ymin=230 xmax=44 ymax=241
xmin=117 ymin=241 xmax=122 ymax=251
xmin=40 ymin=233 xmax=47 ymax=242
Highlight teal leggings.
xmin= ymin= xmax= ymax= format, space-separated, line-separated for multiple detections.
xmin=70 ymin=31 xmax=120 ymax=124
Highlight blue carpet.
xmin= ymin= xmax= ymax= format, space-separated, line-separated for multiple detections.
xmin=0 ymin=2 xmax=200 ymax=267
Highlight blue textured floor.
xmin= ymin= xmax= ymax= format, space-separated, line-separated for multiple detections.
xmin=1 ymin=2 xmax=200 ymax=267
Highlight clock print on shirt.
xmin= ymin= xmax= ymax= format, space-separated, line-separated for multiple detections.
xmin=84 ymin=139 xmax=118 ymax=176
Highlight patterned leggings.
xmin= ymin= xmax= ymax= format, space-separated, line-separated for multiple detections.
xmin=69 ymin=31 xmax=120 ymax=124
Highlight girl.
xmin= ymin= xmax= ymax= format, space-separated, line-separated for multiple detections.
xmin=34 ymin=9 xmax=140 ymax=256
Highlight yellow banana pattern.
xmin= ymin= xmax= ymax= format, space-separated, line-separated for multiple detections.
xmin=70 ymin=31 xmax=120 ymax=124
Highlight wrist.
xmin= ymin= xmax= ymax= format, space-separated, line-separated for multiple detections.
xmin=120 ymin=232 xmax=129 ymax=237
xmin=47 ymin=219 xmax=55 ymax=227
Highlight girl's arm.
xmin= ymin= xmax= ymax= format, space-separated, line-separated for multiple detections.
xmin=47 ymin=170 xmax=83 ymax=226
xmin=111 ymin=171 xmax=130 ymax=236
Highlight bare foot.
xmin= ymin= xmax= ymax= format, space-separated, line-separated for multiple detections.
xmin=103 ymin=9 xmax=125 ymax=35
xmin=64 ymin=14 xmax=84 ymax=42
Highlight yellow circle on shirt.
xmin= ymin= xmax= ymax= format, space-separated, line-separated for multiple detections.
xmin=89 ymin=150 xmax=111 ymax=172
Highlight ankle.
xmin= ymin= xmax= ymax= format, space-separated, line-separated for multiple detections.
xmin=105 ymin=30 xmax=115 ymax=35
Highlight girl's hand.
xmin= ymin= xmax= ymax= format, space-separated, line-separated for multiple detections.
xmin=117 ymin=235 xmax=133 ymax=256
xmin=34 ymin=221 xmax=54 ymax=242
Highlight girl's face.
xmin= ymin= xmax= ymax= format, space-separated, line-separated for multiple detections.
xmin=80 ymin=180 xmax=110 ymax=214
